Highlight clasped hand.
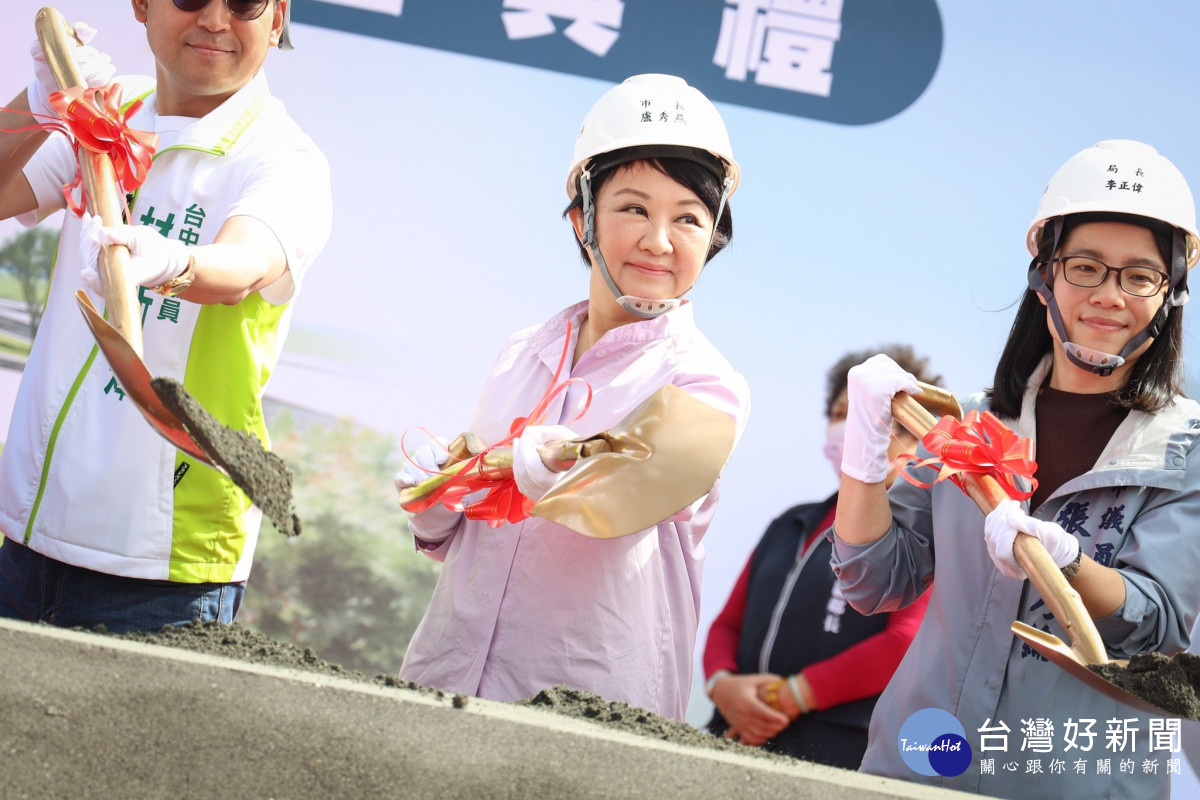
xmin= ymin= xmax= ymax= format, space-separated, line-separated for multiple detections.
xmin=711 ymin=673 xmax=790 ymax=747
xmin=78 ymin=215 xmax=192 ymax=296
xmin=392 ymin=426 xmax=578 ymax=504
xmin=984 ymin=498 xmax=1080 ymax=579
xmin=512 ymin=425 xmax=578 ymax=502
xmin=841 ymin=354 xmax=921 ymax=483
xmin=29 ymin=21 xmax=115 ymax=118
xmin=393 ymin=437 xmax=452 ymax=491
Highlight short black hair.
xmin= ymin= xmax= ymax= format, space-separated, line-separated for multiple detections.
xmin=563 ymin=148 xmax=734 ymax=267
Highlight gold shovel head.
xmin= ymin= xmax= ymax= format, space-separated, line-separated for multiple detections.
xmin=1010 ymin=621 xmax=1173 ymax=716
xmin=76 ymin=290 xmax=213 ymax=466
xmin=530 ymin=384 xmax=736 ymax=539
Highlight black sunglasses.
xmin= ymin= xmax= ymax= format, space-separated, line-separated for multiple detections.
xmin=171 ymin=0 xmax=272 ymax=22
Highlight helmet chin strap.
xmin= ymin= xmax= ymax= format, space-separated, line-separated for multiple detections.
xmin=1027 ymin=218 xmax=1183 ymax=378
xmin=579 ymin=169 xmax=732 ymax=320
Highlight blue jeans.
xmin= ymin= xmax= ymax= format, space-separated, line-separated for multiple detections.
xmin=0 ymin=538 xmax=244 ymax=633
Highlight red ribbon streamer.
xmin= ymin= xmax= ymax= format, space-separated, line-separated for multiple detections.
xmin=2 ymin=84 xmax=159 ymax=217
xmin=896 ymin=409 xmax=1038 ymax=501
xmin=49 ymin=84 xmax=157 ymax=215
xmin=402 ymin=320 xmax=592 ymax=527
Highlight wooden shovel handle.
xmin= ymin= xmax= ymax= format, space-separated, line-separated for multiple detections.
xmin=396 ymin=436 xmax=611 ymax=510
xmin=35 ymin=7 xmax=144 ymax=358
xmin=892 ymin=393 xmax=1109 ymax=665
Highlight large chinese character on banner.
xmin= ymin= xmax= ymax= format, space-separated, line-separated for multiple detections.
xmin=296 ymin=0 xmax=941 ymax=124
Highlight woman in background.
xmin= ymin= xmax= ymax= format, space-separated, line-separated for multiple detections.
xmin=703 ymin=344 xmax=938 ymax=767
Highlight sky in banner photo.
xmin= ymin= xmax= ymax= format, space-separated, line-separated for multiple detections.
xmin=3 ymin=3 xmax=1200 ymax=789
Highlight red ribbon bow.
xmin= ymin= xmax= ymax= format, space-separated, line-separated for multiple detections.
xmin=403 ymin=321 xmax=592 ymax=527
xmin=40 ymin=84 xmax=158 ymax=216
xmin=896 ymin=409 xmax=1038 ymax=501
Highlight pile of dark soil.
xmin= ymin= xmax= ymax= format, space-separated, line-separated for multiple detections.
xmin=1090 ymin=652 xmax=1200 ymax=718
xmin=116 ymin=620 xmax=425 ymax=691
xmin=519 ymin=686 xmax=742 ymax=751
xmin=114 ymin=621 xmax=782 ymax=761
xmin=151 ymin=377 xmax=300 ymax=538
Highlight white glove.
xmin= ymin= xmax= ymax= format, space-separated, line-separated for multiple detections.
xmin=78 ymin=212 xmax=104 ymax=294
xmin=841 ymin=354 xmax=921 ymax=484
xmin=28 ymin=21 xmax=115 ymax=118
xmin=394 ymin=437 xmax=452 ymax=491
xmin=80 ymin=220 xmax=192 ymax=295
xmin=512 ymin=425 xmax=578 ymax=503
xmin=984 ymin=498 xmax=1080 ymax=580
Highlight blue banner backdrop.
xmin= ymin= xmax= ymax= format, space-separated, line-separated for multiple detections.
xmin=294 ymin=0 xmax=942 ymax=125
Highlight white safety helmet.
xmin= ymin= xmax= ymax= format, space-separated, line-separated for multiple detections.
xmin=566 ymin=73 xmax=740 ymax=200
xmin=1026 ymin=139 xmax=1200 ymax=270
xmin=566 ymin=74 xmax=740 ymax=319
xmin=278 ymin=0 xmax=294 ymax=50
xmin=1026 ymin=140 xmax=1199 ymax=376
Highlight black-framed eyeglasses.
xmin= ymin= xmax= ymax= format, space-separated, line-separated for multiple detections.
xmin=1050 ymin=255 xmax=1169 ymax=298
xmin=171 ymin=0 xmax=272 ymax=22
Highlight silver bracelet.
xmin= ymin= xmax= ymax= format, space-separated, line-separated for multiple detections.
xmin=787 ymin=674 xmax=810 ymax=714
xmin=705 ymin=669 xmax=732 ymax=698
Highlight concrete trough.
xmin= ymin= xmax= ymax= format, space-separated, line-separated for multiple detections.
xmin=0 ymin=619 xmax=975 ymax=799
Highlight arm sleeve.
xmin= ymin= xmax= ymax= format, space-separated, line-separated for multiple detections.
xmin=1093 ymin=442 xmax=1200 ymax=657
xmin=830 ymin=466 xmax=938 ymax=615
xmin=21 ymin=132 xmax=76 ymax=213
xmin=702 ymin=555 xmax=752 ymax=678
xmin=227 ymin=142 xmax=332 ymax=299
xmin=803 ymin=585 xmax=931 ymax=709
xmin=407 ymin=502 xmax=466 ymax=562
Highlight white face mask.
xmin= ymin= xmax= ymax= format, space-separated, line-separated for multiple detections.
xmin=823 ymin=420 xmax=847 ymax=480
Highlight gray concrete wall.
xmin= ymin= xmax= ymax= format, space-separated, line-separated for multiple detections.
xmin=0 ymin=619 xmax=977 ymax=800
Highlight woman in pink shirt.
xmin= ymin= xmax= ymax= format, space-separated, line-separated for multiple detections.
xmin=393 ymin=75 xmax=751 ymax=721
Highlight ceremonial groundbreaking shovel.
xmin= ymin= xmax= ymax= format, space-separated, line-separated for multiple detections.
xmin=77 ymin=289 xmax=299 ymax=537
xmin=36 ymin=7 xmax=143 ymax=358
xmin=396 ymin=384 xmax=737 ymax=539
xmin=75 ymin=292 xmax=209 ymax=463
xmin=36 ymin=8 xmax=210 ymax=465
xmin=892 ymin=386 xmax=1172 ymax=716
xmin=37 ymin=8 xmax=298 ymax=536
